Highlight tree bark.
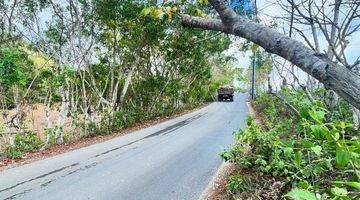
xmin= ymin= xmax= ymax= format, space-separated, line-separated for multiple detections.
xmin=55 ymin=86 xmax=68 ymax=144
xmin=120 ymin=66 xmax=135 ymax=106
xmin=181 ymin=0 xmax=360 ymax=110
xmin=352 ymin=106 xmax=360 ymax=130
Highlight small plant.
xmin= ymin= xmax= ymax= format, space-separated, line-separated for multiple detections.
xmin=226 ymin=174 xmax=243 ymax=194
xmin=5 ymin=132 xmax=44 ymax=159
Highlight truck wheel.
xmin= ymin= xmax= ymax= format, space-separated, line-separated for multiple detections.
xmin=229 ymin=96 xmax=234 ymax=102
xmin=218 ymin=96 xmax=222 ymax=101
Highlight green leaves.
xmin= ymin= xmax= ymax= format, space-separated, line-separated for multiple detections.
xmin=333 ymin=181 xmax=360 ymax=191
xmin=310 ymin=125 xmax=328 ymax=138
xmin=0 ymin=47 xmax=34 ymax=88
xmin=283 ymin=147 xmax=294 ymax=158
xmin=5 ymin=132 xmax=44 ymax=159
xmin=295 ymin=151 xmax=303 ymax=167
xmin=344 ymin=182 xmax=360 ymax=190
xmin=336 ymin=149 xmax=351 ymax=168
xmin=224 ymin=89 xmax=359 ymax=199
xmin=251 ymin=44 xmax=259 ymax=53
xmin=310 ymin=146 xmax=322 ymax=156
xmin=140 ymin=6 xmax=178 ymax=21
xmin=309 ymin=109 xmax=326 ymax=123
xmin=285 ymin=189 xmax=317 ymax=200
xmin=331 ymin=187 xmax=348 ymax=197
xmin=197 ymin=0 xmax=209 ymax=4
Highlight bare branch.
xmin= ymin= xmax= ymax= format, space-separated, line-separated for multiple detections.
xmin=182 ymin=0 xmax=360 ymax=110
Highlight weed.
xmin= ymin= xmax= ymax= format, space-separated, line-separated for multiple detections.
xmin=5 ymin=132 xmax=44 ymax=159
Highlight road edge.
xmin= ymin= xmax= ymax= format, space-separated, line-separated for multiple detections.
xmin=198 ymin=99 xmax=256 ymax=200
xmin=198 ymin=161 xmax=236 ymax=200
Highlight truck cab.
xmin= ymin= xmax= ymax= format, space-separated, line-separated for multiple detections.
xmin=217 ymin=86 xmax=234 ymax=102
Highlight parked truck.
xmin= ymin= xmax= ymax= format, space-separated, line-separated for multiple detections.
xmin=217 ymin=85 xmax=234 ymax=102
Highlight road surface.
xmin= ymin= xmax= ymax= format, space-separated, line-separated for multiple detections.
xmin=0 ymin=93 xmax=248 ymax=200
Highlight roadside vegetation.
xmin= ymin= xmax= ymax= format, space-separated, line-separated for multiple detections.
xmin=222 ymin=89 xmax=359 ymax=199
xmin=0 ymin=0 xmax=234 ymax=160
xmin=179 ymin=1 xmax=360 ymax=199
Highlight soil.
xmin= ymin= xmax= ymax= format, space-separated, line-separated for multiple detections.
xmin=199 ymin=162 xmax=236 ymax=200
xmin=0 ymin=103 xmax=208 ymax=171
xmin=247 ymin=101 xmax=265 ymax=127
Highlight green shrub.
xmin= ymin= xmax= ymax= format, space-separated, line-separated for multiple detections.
xmin=6 ymin=132 xmax=44 ymax=158
xmin=222 ymin=89 xmax=360 ymax=199
xmin=226 ymin=174 xmax=243 ymax=194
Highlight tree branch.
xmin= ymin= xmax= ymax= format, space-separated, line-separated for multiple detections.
xmin=181 ymin=0 xmax=360 ymax=110
xmin=269 ymin=92 xmax=301 ymax=117
xmin=181 ymin=15 xmax=228 ymax=33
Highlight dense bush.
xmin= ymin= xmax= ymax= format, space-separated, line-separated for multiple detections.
xmin=222 ymin=89 xmax=360 ymax=199
xmin=5 ymin=132 xmax=44 ymax=159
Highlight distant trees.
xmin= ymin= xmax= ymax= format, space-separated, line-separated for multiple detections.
xmin=0 ymin=0 xmax=233 ymax=156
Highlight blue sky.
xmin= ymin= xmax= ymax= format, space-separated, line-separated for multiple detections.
xmin=225 ymin=0 xmax=360 ymax=89
xmin=227 ymin=0 xmax=360 ymax=66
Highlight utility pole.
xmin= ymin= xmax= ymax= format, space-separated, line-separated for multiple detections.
xmin=250 ymin=0 xmax=257 ymax=100
xmin=251 ymin=55 xmax=256 ymax=100
xmin=254 ymin=0 xmax=258 ymax=18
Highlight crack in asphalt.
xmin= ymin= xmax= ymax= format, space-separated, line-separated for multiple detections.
xmin=0 ymin=163 xmax=79 ymax=193
xmin=4 ymin=189 xmax=32 ymax=200
xmin=66 ymin=161 xmax=99 ymax=176
xmin=1 ymin=161 xmax=98 ymax=199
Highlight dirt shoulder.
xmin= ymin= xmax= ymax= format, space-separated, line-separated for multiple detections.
xmin=0 ymin=103 xmax=209 ymax=171
xmin=199 ymin=162 xmax=236 ymax=200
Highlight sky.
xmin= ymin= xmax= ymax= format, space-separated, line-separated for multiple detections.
xmin=225 ymin=0 xmax=360 ymax=89
xmin=227 ymin=0 xmax=360 ymax=65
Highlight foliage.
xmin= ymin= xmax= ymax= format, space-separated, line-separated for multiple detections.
xmin=0 ymin=47 xmax=34 ymax=89
xmin=285 ymin=189 xmax=317 ymax=200
xmin=227 ymin=174 xmax=244 ymax=193
xmin=222 ymin=89 xmax=360 ymax=199
xmin=0 ymin=0 xmax=233 ymax=155
xmin=5 ymin=132 xmax=44 ymax=159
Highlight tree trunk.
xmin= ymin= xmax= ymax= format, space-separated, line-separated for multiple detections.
xmin=352 ymin=106 xmax=360 ymax=130
xmin=120 ymin=66 xmax=135 ymax=106
xmin=56 ymin=87 xmax=69 ymax=144
xmin=45 ymin=92 xmax=53 ymax=129
xmin=12 ymin=86 xmax=21 ymax=131
xmin=181 ymin=0 xmax=360 ymax=110
xmin=323 ymin=0 xmax=341 ymax=112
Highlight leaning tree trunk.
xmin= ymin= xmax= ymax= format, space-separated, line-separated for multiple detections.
xmin=322 ymin=0 xmax=341 ymax=112
xmin=181 ymin=0 xmax=360 ymax=110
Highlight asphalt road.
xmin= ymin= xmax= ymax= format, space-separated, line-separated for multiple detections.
xmin=0 ymin=93 xmax=249 ymax=200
